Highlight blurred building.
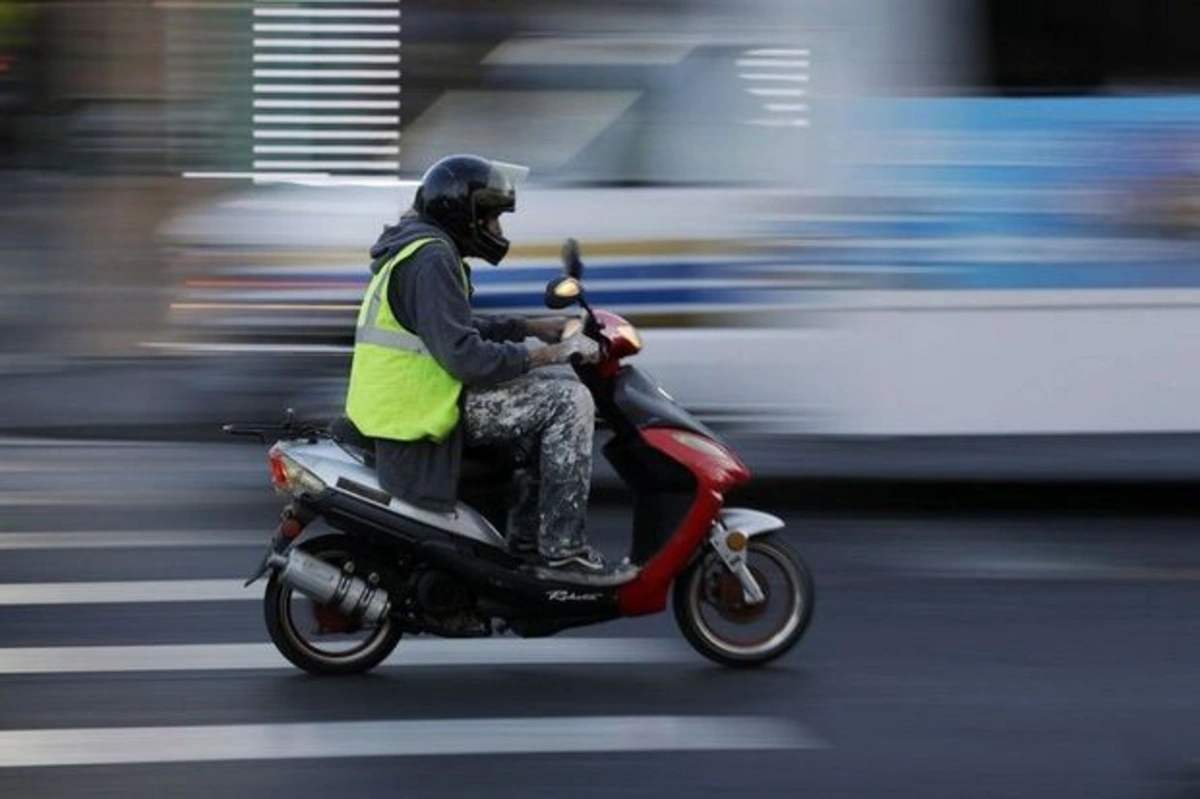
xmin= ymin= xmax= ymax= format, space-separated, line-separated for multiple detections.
xmin=1 ymin=1 xmax=207 ymax=357
xmin=4 ymin=0 xmax=1200 ymax=447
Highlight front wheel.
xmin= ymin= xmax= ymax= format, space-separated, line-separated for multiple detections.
xmin=673 ymin=534 xmax=814 ymax=667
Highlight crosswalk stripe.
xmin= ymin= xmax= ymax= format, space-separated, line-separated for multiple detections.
xmin=0 ymin=579 xmax=253 ymax=605
xmin=0 ymin=715 xmax=823 ymax=768
xmin=0 ymin=639 xmax=692 ymax=674
xmin=0 ymin=491 xmax=259 ymax=507
xmin=0 ymin=531 xmax=263 ymax=550
xmin=0 ymin=437 xmax=149 ymax=448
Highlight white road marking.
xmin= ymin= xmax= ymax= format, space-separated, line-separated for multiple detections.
xmin=0 ymin=530 xmax=262 ymax=550
xmin=0 ymin=463 xmax=80 ymax=473
xmin=909 ymin=557 xmax=1200 ymax=582
xmin=0 ymin=716 xmax=822 ymax=768
xmin=0 ymin=491 xmax=254 ymax=507
xmin=0 ymin=638 xmax=693 ymax=674
xmin=0 ymin=437 xmax=150 ymax=448
xmin=0 ymin=579 xmax=253 ymax=605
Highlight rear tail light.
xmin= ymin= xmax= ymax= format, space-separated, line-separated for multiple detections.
xmin=267 ymin=444 xmax=327 ymax=497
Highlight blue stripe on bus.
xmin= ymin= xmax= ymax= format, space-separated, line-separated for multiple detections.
xmin=219 ymin=260 xmax=784 ymax=286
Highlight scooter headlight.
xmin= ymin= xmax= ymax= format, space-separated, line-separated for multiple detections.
xmin=670 ymin=431 xmax=735 ymax=465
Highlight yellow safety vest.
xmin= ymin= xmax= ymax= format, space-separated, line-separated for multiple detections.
xmin=345 ymin=237 xmax=468 ymax=442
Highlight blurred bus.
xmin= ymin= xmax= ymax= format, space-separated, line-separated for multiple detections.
xmin=158 ymin=0 xmax=1200 ymax=447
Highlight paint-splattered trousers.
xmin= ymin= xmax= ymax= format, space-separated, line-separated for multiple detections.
xmin=462 ymin=370 xmax=594 ymax=558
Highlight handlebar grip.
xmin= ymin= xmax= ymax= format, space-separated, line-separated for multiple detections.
xmin=223 ymin=424 xmax=265 ymax=437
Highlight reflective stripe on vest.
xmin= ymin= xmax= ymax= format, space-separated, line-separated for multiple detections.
xmin=354 ymin=252 xmax=430 ymax=354
xmin=345 ymin=237 xmax=469 ymax=442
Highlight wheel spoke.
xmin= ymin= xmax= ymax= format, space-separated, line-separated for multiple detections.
xmin=679 ymin=538 xmax=812 ymax=663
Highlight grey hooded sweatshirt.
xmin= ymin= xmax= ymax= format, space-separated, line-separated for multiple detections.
xmin=363 ymin=212 xmax=532 ymax=510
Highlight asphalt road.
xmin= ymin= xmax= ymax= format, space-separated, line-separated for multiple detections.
xmin=2 ymin=438 xmax=1200 ymax=798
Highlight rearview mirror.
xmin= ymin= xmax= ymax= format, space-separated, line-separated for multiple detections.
xmin=544 ymin=276 xmax=582 ymax=310
xmin=561 ymin=238 xmax=583 ymax=280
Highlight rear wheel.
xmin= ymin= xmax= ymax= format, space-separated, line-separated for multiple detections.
xmin=264 ymin=534 xmax=402 ymax=676
xmin=673 ymin=534 xmax=814 ymax=667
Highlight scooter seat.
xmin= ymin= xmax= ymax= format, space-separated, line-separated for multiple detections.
xmin=328 ymin=415 xmax=516 ymax=482
xmin=328 ymin=415 xmax=377 ymax=467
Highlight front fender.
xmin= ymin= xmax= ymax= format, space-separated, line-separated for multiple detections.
xmin=717 ymin=507 xmax=785 ymax=538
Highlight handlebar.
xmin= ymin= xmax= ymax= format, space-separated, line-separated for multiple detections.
xmin=553 ymin=237 xmax=607 ymax=361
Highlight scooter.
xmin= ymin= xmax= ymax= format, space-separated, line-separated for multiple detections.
xmin=225 ymin=239 xmax=814 ymax=674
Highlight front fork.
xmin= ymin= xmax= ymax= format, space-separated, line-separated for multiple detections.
xmin=244 ymin=502 xmax=315 ymax=587
xmin=707 ymin=520 xmax=766 ymax=605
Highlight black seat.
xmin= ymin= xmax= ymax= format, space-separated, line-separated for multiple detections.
xmin=328 ymin=415 xmax=377 ymax=467
xmin=328 ymin=415 xmax=517 ymax=482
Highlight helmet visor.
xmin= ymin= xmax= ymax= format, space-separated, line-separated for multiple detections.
xmin=489 ymin=160 xmax=530 ymax=188
xmin=476 ymin=159 xmax=527 ymax=216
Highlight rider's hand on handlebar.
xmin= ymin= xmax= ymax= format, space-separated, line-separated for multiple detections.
xmin=525 ymin=316 xmax=569 ymax=344
xmin=560 ymin=316 xmax=583 ymax=341
xmin=526 ymin=330 xmax=600 ymax=369
xmin=559 ymin=330 xmax=601 ymax=364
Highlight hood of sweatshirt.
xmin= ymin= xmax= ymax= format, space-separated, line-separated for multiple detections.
xmin=368 ymin=212 xmax=458 ymax=275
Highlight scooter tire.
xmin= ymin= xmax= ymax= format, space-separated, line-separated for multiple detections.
xmin=263 ymin=534 xmax=403 ymax=676
xmin=672 ymin=534 xmax=814 ymax=668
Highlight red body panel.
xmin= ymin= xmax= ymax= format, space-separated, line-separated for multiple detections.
xmin=594 ymin=309 xmax=641 ymax=361
xmin=616 ymin=427 xmax=751 ymax=616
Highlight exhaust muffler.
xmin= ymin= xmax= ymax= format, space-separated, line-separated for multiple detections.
xmin=267 ymin=549 xmax=391 ymax=626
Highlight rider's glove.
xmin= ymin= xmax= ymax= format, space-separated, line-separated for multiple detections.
xmin=557 ymin=331 xmax=601 ymax=365
xmin=525 ymin=316 xmax=568 ymax=344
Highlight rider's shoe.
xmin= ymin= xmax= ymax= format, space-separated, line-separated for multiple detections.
xmin=537 ymin=547 xmax=638 ymax=586
xmin=543 ymin=546 xmax=609 ymax=576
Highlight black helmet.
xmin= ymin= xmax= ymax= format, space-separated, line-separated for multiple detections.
xmin=413 ymin=154 xmax=523 ymax=265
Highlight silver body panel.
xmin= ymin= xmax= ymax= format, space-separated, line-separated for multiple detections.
xmin=710 ymin=507 xmax=782 ymax=604
xmin=717 ymin=508 xmax=785 ymax=538
xmin=276 ymin=446 xmax=782 ymax=560
xmin=277 ymin=439 xmax=508 ymax=550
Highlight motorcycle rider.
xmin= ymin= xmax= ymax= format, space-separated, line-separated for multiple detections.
xmin=344 ymin=154 xmax=616 ymax=577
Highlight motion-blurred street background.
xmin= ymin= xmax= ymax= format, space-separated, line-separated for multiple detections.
xmin=3 ymin=1 xmax=1200 ymax=796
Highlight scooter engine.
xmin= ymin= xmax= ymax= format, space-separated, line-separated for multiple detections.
xmin=411 ymin=569 xmax=488 ymax=637
xmin=415 ymin=569 xmax=472 ymax=615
